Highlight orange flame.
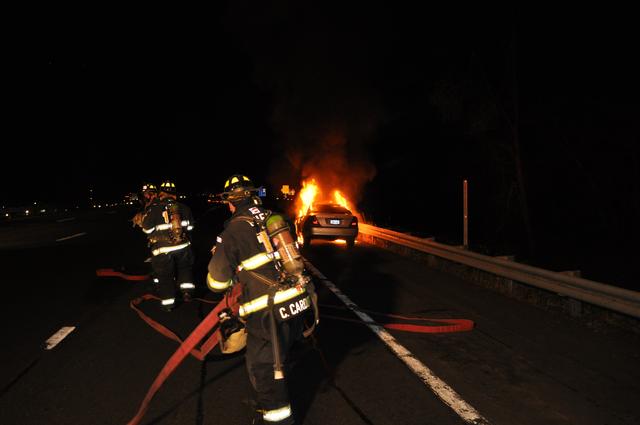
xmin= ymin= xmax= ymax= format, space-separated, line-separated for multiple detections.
xmin=334 ymin=189 xmax=362 ymax=222
xmin=295 ymin=179 xmax=362 ymax=222
xmin=297 ymin=179 xmax=319 ymax=218
xmin=333 ymin=190 xmax=350 ymax=210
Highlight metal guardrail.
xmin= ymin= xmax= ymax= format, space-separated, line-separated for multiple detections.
xmin=359 ymin=223 xmax=640 ymax=319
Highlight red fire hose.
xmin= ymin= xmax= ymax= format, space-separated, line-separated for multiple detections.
xmin=125 ymin=284 xmax=242 ymax=425
xmin=319 ymin=304 xmax=475 ymax=333
xmin=95 ymin=268 xmax=150 ymax=281
xmin=97 ymin=269 xmax=472 ymax=425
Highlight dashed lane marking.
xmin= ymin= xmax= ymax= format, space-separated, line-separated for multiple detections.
xmin=56 ymin=217 xmax=76 ymax=223
xmin=56 ymin=232 xmax=87 ymax=242
xmin=304 ymin=260 xmax=490 ymax=425
xmin=44 ymin=326 xmax=76 ymax=350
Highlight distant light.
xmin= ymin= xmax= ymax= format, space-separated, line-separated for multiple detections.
xmin=5 ymin=213 xmax=9 ymax=217
xmin=40 ymin=209 xmax=46 ymax=213
xmin=33 ymin=201 xmax=37 ymax=205
xmin=25 ymin=210 xmax=30 ymax=215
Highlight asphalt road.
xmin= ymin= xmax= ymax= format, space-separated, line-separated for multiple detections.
xmin=1 ymin=207 xmax=639 ymax=425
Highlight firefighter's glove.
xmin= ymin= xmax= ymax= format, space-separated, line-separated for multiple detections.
xmin=132 ymin=212 xmax=144 ymax=227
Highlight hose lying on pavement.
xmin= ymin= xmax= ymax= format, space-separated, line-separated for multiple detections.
xmin=318 ymin=303 xmax=474 ymax=333
xmin=96 ymin=268 xmax=242 ymax=425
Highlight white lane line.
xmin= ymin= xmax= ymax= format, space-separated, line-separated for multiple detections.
xmin=304 ymin=260 xmax=490 ymax=425
xmin=56 ymin=217 xmax=76 ymax=223
xmin=56 ymin=232 xmax=87 ymax=242
xmin=44 ymin=326 xmax=76 ymax=350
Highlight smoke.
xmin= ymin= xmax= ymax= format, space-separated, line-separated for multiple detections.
xmin=282 ymin=128 xmax=377 ymax=204
xmin=224 ymin=1 xmax=384 ymax=203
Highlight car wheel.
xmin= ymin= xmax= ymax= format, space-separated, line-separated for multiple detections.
xmin=346 ymin=237 xmax=355 ymax=248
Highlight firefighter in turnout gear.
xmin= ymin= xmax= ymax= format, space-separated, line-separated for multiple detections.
xmin=140 ymin=182 xmax=158 ymax=208
xmin=207 ymin=174 xmax=317 ymax=425
xmin=140 ymin=180 xmax=196 ymax=311
xmin=132 ymin=182 xmax=157 ymax=228
xmin=132 ymin=182 xmax=160 ymax=284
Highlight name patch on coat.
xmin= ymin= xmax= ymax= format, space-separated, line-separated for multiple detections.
xmin=276 ymin=294 xmax=311 ymax=322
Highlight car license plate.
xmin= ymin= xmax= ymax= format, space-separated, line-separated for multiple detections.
xmin=329 ymin=219 xmax=341 ymax=225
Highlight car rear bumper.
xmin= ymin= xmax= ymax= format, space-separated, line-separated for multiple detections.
xmin=307 ymin=227 xmax=358 ymax=239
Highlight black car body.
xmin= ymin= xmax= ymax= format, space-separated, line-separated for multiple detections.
xmin=295 ymin=203 xmax=358 ymax=247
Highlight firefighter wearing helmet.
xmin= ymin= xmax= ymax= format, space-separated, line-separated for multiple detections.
xmin=207 ymin=174 xmax=317 ymax=425
xmin=139 ymin=180 xmax=196 ymax=310
xmin=141 ymin=182 xmax=158 ymax=208
xmin=132 ymin=182 xmax=157 ymax=227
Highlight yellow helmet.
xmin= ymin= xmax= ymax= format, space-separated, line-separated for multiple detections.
xmin=141 ymin=182 xmax=157 ymax=193
xmin=159 ymin=180 xmax=177 ymax=194
xmin=222 ymin=174 xmax=257 ymax=202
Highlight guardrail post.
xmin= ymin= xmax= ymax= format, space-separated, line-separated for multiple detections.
xmin=568 ymin=299 xmax=583 ymax=317
xmin=560 ymin=271 xmax=583 ymax=317
xmin=463 ymin=179 xmax=468 ymax=250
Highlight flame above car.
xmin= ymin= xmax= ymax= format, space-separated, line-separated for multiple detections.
xmin=295 ymin=178 xmax=359 ymax=219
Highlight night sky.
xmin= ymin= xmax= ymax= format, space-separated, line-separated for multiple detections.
xmin=5 ymin=3 xmax=639 ymax=287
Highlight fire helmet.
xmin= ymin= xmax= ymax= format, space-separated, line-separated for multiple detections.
xmin=159 ymin=180 xmax=177 ymax=195
xmin=222 ymin=174 xmax=258 ymax=203
xmin=141 ymin=182 xmax=157 ymax=193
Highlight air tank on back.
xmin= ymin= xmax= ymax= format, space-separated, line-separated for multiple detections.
xmin=266 ymin=214 xmax=304 ymax=277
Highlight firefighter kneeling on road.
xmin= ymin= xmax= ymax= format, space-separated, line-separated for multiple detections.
xmin=139 ymin=180 xmax=196 ymax=311
xmin=207 ymin=174 xmax=318 ymax=425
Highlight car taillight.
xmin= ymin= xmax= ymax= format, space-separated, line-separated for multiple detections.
xmin=310 ymin=216 xmax=319 ymax=226
xmin=350 ymin=217 xmax=358 ymax=226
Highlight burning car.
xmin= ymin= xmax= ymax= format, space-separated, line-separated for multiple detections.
xmin=296 ymin=202 xmax=358 ymax=248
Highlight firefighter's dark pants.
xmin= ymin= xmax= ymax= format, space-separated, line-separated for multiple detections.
xmin=245 ymin=313 xmax=305 ymax=425
xmin=151 ymin=246 xmax=194 ymax=300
